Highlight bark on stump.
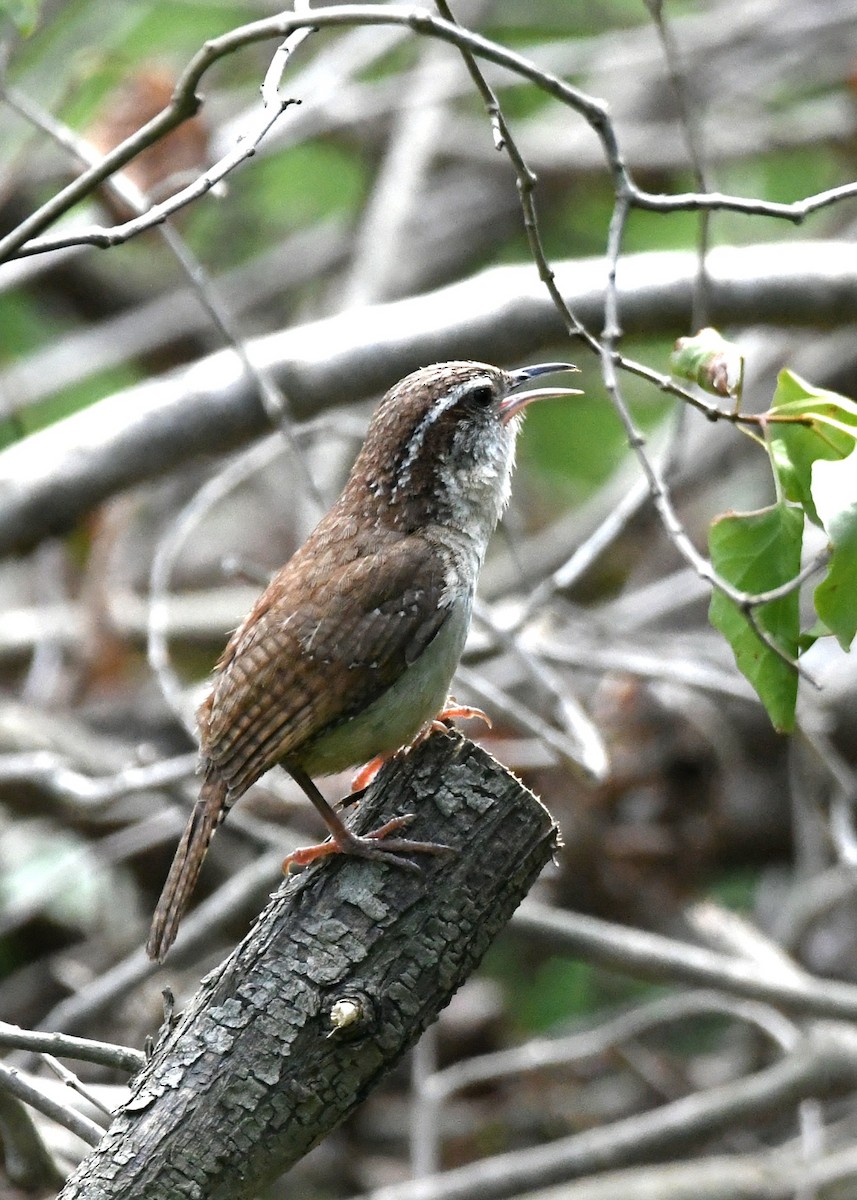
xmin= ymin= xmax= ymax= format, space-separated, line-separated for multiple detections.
xmin=59 ymin=730 xmax=558 ymax=1199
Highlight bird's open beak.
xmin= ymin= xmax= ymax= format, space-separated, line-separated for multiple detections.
xmin=500 ymin=362 xmax=582 ymax=424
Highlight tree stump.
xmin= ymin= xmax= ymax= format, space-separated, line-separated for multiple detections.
xmin=59 ymin=730 xmax=558 ymax=1199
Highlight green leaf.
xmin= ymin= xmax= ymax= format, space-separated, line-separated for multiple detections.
xmin=798 ymin=618 xmax=831 ymax=653
xmin=813 ymin=453 xmax=857 ymax=649
xmin=769 ymin=370 xmax=857 ymax=524
xmin=670 ymin=327 xmax=743 ymax=397
xmin=709 ymin=503 xmax=804 ymax=731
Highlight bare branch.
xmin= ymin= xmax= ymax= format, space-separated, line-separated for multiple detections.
xmin=42 ymin=1057 xmax=113 ymax=1123
xmin=0 ymin=1064 xmax=104 ymax=1149
xmin=58 ymin=734 xmax=557 ymax=1198
xmin=513 ymin=901 xmax=857 ymax=1021
xmin=0 ymin=1088 xmax=65 ymax=1189
xmin=6 ymin=5 xmax=856 ymax=266
xmin=0 ymin=1024 xmax=145 ymax=1074
xmin=0 ymin=752 xmax=197 ymax=808
xmin=480 ymin=1143 xmax=857 ymax=1200
xmin=370 ymin=1023 xmax=857 ymax=1200
xmin=0 ymin=4 xmax=610 ymax=262
xmin=1 ymin=241 xmax=855 ymax=557
xmin=38 ymin=850 xmax=285 ymax=1036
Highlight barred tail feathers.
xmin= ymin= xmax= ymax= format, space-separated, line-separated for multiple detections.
xmin=145 ymin=773 xmax=227 ymax=962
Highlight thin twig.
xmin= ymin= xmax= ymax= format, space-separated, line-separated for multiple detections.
xmin=471 ymin=599 xmax=608 ymax=781
xmin=453 ymin=664 xmax=596 ymax=777
xmin=0 ymin=1063 xmax=103 ymax=1148
xmin=0 ymin=1024 xmax=145 ymax=1073
xmin=512 ymin=900 xmax=857 ymax=1020
xmin=147 ymin=436 xmax=297 ymax=731
xmin=433 ymin=0 xmax=592 ymax=340
xmin=42 ymin=1057 xmax=114 ymax=1123
xmin=643 ymin=0 xmax=713 ymax=330
xmin=422 ymin=988 xmax=801 ymax=1099
xmin=6 ymin=7 xmax=856 ymax=263
xmin=3 ymin=77 xmax=325 ymax=510
xmin=0 ymin=751 xmax=198 ymax=807
xmin=40 ymin=850 xmax=285 ymax=1034
xmin=433 ymin=0 xmax=814 ymax=681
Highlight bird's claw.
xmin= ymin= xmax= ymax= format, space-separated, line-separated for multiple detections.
xmin=283 ymin=814 xmax=454 ymax=874
xmin=431 ymin=702 xmax=492 ymax=732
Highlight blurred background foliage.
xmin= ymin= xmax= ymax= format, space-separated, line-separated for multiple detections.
xmin=3 ymin=0 xmax=857 ymax=1195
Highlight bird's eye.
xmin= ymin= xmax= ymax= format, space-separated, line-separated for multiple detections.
xmin=467 ymin=384 xmax=494 ymax=407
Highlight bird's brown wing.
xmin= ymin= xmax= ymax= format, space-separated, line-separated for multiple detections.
xmin=199 ymin=532 xmax=450 ymax=800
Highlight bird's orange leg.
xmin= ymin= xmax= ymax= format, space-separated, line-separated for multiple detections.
xmin=350 ymin=756 xmax=386 ymax=794
xmin=284 ymin=704 xmax=491 ymax=868
xmin=430 ymin=702 xmax=492 ymax=733
xmin=283 ymin=765 xmax=454 ymax=874
xmin=349 ymin=701 xmax=492 ymax=794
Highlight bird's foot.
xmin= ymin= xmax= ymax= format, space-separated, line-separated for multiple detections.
xmin=431 ymin=702 xmax=492 ymax=732
xmin=282 ymin=814 xmax=454 ymax=874
xmin=348 ymin=703 xmax=491 ymax=794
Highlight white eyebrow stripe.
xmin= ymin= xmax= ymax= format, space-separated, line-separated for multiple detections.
xmin=392 ymin=376 xmax=495 ymax=496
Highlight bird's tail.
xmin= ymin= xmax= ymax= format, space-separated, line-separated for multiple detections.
xmin=146 ymin=773 xmax=226 ymax=962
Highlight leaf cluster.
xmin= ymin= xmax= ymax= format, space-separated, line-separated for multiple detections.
xmin=683 ymin=357 xmax=857 ymax=731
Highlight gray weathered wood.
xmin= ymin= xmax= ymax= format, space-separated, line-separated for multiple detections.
xmin=58 ymin=731 xmax=558 ymax=1199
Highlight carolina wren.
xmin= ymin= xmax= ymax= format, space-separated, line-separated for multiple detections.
xmin=146 ymin=360 xmax=580 ymax=960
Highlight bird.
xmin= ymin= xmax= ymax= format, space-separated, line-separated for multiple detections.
xmin=146 ymin=359 xmax=580 ymax=960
